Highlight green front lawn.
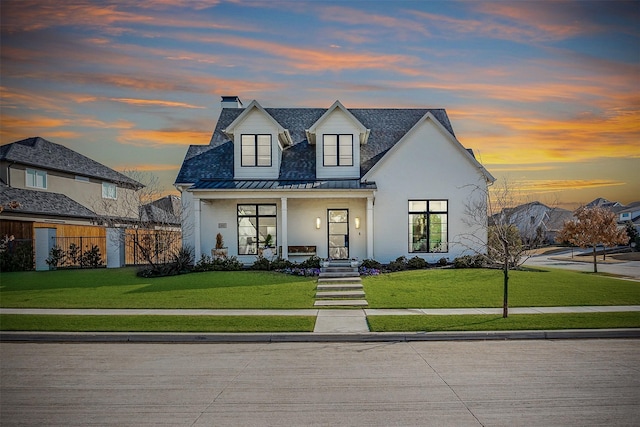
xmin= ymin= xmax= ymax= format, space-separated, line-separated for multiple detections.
xmin=0 ymin=268 xmax=316 ymax=309
xmin=363 ymin=268 xmax=640 ymax=308
xmin=368 ymin=312 xmax=640 ymax=332
xmin=0 ymin=314 xmax=315 ymax=332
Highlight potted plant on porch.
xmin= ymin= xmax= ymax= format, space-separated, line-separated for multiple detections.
xmin=211 ymin=233 xmax=228 ymax=259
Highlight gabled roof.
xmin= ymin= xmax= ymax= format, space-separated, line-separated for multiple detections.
xmin=222 ymin=100 xmax=293 ymax=147
xmin=362 ymin=111 xmax=495 ymax=183
xmin=1 ymin=137 xmax=143 ymax=189
xmin=140 ymin=195 xmax=181 ymax=225
xmin=175 ymin=102 xmax=490 ymax=187
xmin=305 ymin=100 xmax=370 ymax=145
xmin=0 ymin=183 xmax=96 ymax=219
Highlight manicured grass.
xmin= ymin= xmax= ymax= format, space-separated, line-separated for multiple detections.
xmin=0 ymin=315 xmax=316 ymax=332
xmin=0 ymin=268 xmax=316 ymax=309
xmin=367 ymin=312 xmax=640 ymax=332
xmin=363 ymin=268 xmax=640 ymax=308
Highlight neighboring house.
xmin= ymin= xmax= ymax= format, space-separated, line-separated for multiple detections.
xmin=140 ymin=195 xmax=182 ymax=229
xmin=0 ymin=136 xmax=143 ymax=239
xmin=585 ymin=197 xmax=623 ymax=210
xmin=175 ymin=97 xmax=495 ymax=263
xmin=493 ymin=202 xmax=574 ymax=245
xmin=613 ymin=201 xmax=640 ymax=234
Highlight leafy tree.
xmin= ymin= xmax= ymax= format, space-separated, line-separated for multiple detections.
xmin=556 ymin=206 xmax=628 ymax=273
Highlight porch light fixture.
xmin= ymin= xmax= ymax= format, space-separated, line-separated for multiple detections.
xmin=354 ymin=217 xmax=361 ymax=229
xmin=316 ymin=217 xmax=321 ymax=229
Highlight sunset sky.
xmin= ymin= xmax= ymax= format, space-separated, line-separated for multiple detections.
xmin=1 ymin=0 xmax=638 ymax=209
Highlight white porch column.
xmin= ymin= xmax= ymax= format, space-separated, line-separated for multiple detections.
xmin=366 ymin=196 xmax=374 ymax=259
xmin=194 ymin=197 xmax=201 ymax=260
xmin=281 ymin=197 xmax=288 ymax=259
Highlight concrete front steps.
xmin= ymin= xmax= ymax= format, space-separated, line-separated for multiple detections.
xmin=314 ymin=262 xmax=368 ymax=307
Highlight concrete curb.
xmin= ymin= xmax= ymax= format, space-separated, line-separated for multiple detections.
xmin=2 ymin=329 xmax=639 ymax=343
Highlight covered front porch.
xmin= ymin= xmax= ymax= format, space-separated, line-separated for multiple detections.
xmin=189 ymin=184 xmax=376 ymax=264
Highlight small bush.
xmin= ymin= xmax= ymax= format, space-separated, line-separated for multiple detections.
xmin=360 ymin=258 xmax=382 ymax=270
xmin=438 ymin=257 xmax=449 ymax=266
xmin=251 ymin=255 xmax=272 ymax=270
xmin=80 ymin=245 xmax=103 ymax=268
xmin=0 ymin=239 xmax=34 ymax=272
xmin=299 ymin=256 xmax=321 ymax=269
xmin=212 ymin=256 xmax=243 ymax=271
xmin=172 ymin=247 xmax=194 ymax=272
xmin=387 ymin=256 xmax=408 ymax=272
xmin=407 ymin=256 xmax=428 ymax=269
xmin=46 ymin=246 xmax=67 ymax=268
xmin=270 ymin=257 xmax=294 ymax=270
xmin=453 ymin=254 xmax=485 ymax=269
xmin=193 ymin=254 xmax=214 ymax=272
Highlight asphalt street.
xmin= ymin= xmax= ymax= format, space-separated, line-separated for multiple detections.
xmin=2 ymin=339 xmax=638 ymax=426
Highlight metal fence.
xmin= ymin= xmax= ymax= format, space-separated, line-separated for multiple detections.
xmin=49 ymin=236 xmax=107 ymax=268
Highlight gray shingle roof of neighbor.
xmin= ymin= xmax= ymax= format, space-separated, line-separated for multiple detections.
xmin=1 ymin=137 xmax=143 ymax=189
xmin=176 ymin=106 xmax=457 ymax=186
xmin=0 ymin=184 xmax=96 ymax=219
xmin=140 ymin=195 xmax=182 ymax=225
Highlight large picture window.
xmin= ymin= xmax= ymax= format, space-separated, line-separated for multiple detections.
xmin=237 ymin=204 xmax=277 ymax=255
xmin=241 ymin=134 xmax=272 ymax=167
xmin=323 ymin=134 xmax=353 ymax=166
xmin=26 ymin=168 xmax=47 ymax=189
xmin=409 ymin=200 xmax=448 ymax=253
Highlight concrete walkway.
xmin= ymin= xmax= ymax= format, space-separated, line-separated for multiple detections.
xmin=2 ymin=306 xmax=639 ymax=334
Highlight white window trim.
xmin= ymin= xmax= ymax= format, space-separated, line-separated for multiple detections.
xmin=26 ymin=168 xmax=47 ymax=189
xmin=102 ymin=182 xmax=117 ymax=199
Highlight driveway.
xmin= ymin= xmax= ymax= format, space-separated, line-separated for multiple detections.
xmin=524 ymin=249 xmax=640 ymax=280
xmin=1 ymin=340 xmax=638 ymax=426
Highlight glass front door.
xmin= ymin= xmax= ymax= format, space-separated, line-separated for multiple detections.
xmin=328 ymin=209 xmax=349 ymax=259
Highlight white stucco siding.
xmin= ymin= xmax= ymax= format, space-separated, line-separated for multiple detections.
xmin=233 ymin=109 xmax=281 ymax=180
xmin=366 ymin=119 xmax=489 ymax=263
xmin=180 ymin=189 xmax=196 ymax=253
xmin=315 ymin=109 xmax=360 ymax=179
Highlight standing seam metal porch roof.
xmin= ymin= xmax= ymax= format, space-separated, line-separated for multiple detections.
xmin=190 ymin=179 xmax=377 ymax=191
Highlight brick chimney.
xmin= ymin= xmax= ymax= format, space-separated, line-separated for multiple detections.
xmin=221 ymin=96 xmax=243 ymax=109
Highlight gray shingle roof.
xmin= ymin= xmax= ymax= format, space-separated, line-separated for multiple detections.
xmin=177 ymin=106 xmax=457 ymax=186
xmin=1 ymin=137 xmax=143 ymax=188
xmin=0 ymin=184 xmax=96 ymax=219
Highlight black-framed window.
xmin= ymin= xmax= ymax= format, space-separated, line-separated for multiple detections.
xmin=241 ymin=134 xmax=272 ymax=167
xmin=408 ymin=200 xmax=448 ymax=253
xmin=323 ymin=134 xmax=353 ymax=166
xmin=237 ymin=204 xmax=277 ymax=255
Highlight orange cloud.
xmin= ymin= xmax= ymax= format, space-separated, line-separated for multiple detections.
xmin=117 ymin=128 xmax=210 ymax=147
xmin=108 ymin=98 xmax=205 ymax=109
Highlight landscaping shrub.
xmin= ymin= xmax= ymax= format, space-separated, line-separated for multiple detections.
xmin=407 ymin=256 xmax=428 ymax=269
xmin=270 ymin=257 xmax=295 ymax=270
xmin=251 ymin=255 xmax=272 ymax=270
xmin=360 ymin=258 xmax=382 ymax=270
xmin=213 ymin=256 xmax=243 ymax=271
xmin=387 ymin=256 xmax=408 ymax=272
xmin=80 ymin=245 xmax=103 ymax=268
xmin=453 ymin=254 xmax=485 ymax=268
xmin=298 ymin=256 xmax=321 ymax=269
xmin=438 ymin=257 xmax=449 ymax=266
xmin=0 ymin=239 xmax=33 ymax=272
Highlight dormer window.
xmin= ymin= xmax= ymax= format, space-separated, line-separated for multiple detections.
xmin=323 ymin=134 xmax=353 ymax=166
xmin=241 ymin=134 xmax=272 ymax=167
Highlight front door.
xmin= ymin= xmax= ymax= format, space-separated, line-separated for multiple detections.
xmin=328 ymin=209 xmax=349 ymax=259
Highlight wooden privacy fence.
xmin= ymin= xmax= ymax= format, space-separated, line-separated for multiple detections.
xmin=125 ymin=229 xmax=182 ymax=266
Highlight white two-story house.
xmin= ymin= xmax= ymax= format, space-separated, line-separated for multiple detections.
xmin=175 ymin=97 xmax=494 ymax=264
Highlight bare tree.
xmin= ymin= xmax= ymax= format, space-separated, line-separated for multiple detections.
xmin=461 ymin=179 xmax=546 ymax=318
xmin=556 ymin=206 xmax=628 ymax=273
xmin=90 ymin=170 xmax=187 ymax=271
